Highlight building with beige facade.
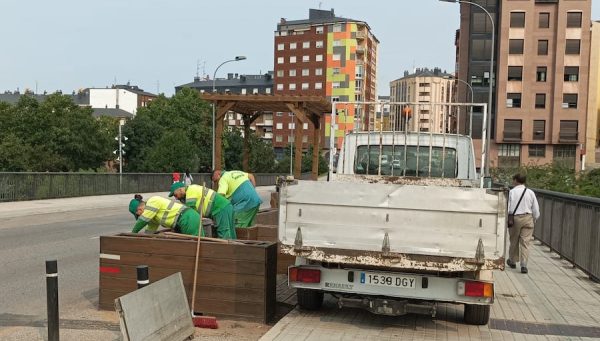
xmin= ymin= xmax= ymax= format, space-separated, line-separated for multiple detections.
xmin=389 ymin=68 xmax=454 ymax=133
xmin=455 ymin=0 xmax=592 ymax=171
xmin=586 ymin=21 xmax=600 ymax=167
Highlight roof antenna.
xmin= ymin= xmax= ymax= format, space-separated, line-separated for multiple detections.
xmin=319 ymin=1 xmax=322 ymax=9
xmin=196 ymin=59 xmax=200 ymax=78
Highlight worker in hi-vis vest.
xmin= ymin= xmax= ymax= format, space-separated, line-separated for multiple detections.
xmin=211 ymin=170 xmax=262 ymax=228
xmin=128 ymin=195 xmax=201 ymax=236
xmin=168 ymin=182 xmax=236 ymax=239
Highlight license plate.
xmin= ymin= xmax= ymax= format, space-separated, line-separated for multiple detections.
xmin=360 ymin=272 xmax=416 ymax=288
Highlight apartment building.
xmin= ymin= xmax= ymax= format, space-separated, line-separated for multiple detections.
xmin=176 ymin=72 xmax=275 ymax=140
xmin=456 ymin=0 xmax=592 ymax=170
xmin=586 ymin=21 xmax=600 ymax=166
xmin=389 ymin=68 xmax=454 ymax=133
xmin=273 ymin=8 xmax=379 ymax=157
xmin=496 ymin=0 xmax=592 ymax=170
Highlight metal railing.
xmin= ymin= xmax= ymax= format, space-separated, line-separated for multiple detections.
xmin=534 ymin=188 xmax=600 ymax=282
xmin=0 ymin=172 xmax=307 ymax=202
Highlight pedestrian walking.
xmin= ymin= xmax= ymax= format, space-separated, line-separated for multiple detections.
xmin=506 ymin=173 xmax=540 ymax=274
xmin=184 ymin=169 xmax=194 ymax=186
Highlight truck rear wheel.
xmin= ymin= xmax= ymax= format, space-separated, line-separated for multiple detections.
xmin=296 ymin=288 xmax=324 ymax=310
xmin=464 ymin=304 xmax=490 ymax=325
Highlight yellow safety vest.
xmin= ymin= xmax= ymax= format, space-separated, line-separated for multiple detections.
xmin=139 ymin=196 xmax=186 ymax=231
xmin=185 ymin=185 xmax=216 ymax=217
xmin=218 ymin=171 xmax=250 ymax=199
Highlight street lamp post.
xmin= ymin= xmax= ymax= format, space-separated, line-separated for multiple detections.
xmin=211 ymin=56 xmax=247 ymax=171
xmin=440 ymin=0 xmax=494 ymax=176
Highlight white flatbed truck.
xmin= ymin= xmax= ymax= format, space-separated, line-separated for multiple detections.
xmin=279 ymin=101 xmax=506 ymax=325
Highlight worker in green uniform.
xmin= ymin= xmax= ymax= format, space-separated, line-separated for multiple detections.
xmin=128 ymin=196 xmax=202 ymax=236
xmin=168 ymin=182 xmax=236 ymax=239
xmin=212 ymin=170 xmax=262 ymax=228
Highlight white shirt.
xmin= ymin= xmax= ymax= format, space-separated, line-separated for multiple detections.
xmin=508 ymin=185 xmax=540 ymax=220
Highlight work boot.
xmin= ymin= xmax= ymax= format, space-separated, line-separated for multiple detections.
xmin=507 ymin=259 xmax=516 ymax=269
xmin=521 ymin=266 xmax=528 ymax=274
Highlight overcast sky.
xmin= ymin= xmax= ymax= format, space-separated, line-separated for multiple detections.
xmin=2 ymin=0 xmax=599 ymax=96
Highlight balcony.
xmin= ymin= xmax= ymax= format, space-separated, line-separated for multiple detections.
xmin=356 ymin=31 xmax=366 ymax=40
xmin=559 ymin=131 xmax=578 ymax=142
xmin=503 ymin=131 xmax=523 ymax=142
xmin=256 ymin=119 xmax=274 ymax=126
xmin=356 ymin=46 xmax=365 ymax=54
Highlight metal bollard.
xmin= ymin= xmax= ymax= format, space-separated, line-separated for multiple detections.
xmin=136 ymin=265 xmax=149 ymax=289
xmin=46 ymin=260 xmax=59 ymax=341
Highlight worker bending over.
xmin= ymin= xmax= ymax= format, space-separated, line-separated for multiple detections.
xmin=128 ymin=195 xmax=201 ymax=236
xmin=168 ymin=182 xmax=236 ymax=239
xmin=212 ymin=170 xmax=262 ymax=228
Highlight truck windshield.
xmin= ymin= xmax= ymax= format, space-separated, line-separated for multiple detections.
xmin=354 ymin=145 xmax=457 ymax=178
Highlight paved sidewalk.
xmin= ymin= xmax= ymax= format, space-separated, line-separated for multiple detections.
xmin=260 ymin=240 xmax=600 ymax=341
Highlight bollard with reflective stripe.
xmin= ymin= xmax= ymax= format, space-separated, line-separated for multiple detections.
xmin=46 ymin=260 xmax=59 ymax=341
xmin=136 ymin=265 xmax=149 ymax=289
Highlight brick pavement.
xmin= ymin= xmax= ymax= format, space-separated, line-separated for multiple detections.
xmin=260 ymin=240 xmax=600 ymax=341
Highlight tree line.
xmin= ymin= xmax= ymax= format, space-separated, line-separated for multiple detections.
xmin=0 ymin=88 xmax=328 ymax=174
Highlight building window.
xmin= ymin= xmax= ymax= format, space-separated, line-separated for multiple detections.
xmin=277 ymin=57 xmax=284 ymax=64
xmin=559 ymin=120 xmax=578 ymax=142
xmin=539 ymin=12 xmax=550 ymax=28
xmin=276 ymin=70 xmax=284 ymax=77
xmin=276 ymin=135 xmax=283 ymax=142
xmin=332 ymin=67 xmax=341 ymax=75
xmin=533 ymin=120 xmax=546 ymax=140
xmin=567 ymin=12 xmax=582 ymax=28
xmin=290 ymin=42 xmax=297 ymax=50
xmin=504 ymin=120 xmax=522 ymax=141
xmin=290 ymin=56 xmax=297 ymax=63
xmin=535 ymin=94 xmax=546 ymax=109
xmin=302 ymin=41 xmax=310 ymax=48
xmin=280 ymin=31 xmax=288 ymax=36
xmin=333 ymin=40 xmax=342 ymax=47
xmin=498 ymin=144 xmax=521 ymax=168
xmin=276 ymin=123 xmax=283 ymax=129
xmin=471 ymin=39 xmax=492 ymax=60
xmin=529 ymin=145 xmax=546 ymax=158
xmin=288 ymin=123 xmax=295 ymax=129
xmin=472 ymin=12 xmax=493 ymax=33
xmin=562 ymin=94 xmax=577 ymax=108
xmin=276 ymin=84 xmax=283 ymax=91
xmin=241 ymin=88 xmax=247 ymax=95
xmin=315 ymin=68 xmax=323 ymax=76
xmin=289 ymin=69 xmax=296 ymax=77
xmin=506 ymin=93 xmax=522 ymax=108
xmin=288 ymin=136 xmax=294 ymax=143
xmin=316 ymin=40 xmax=324 ymax=48
xmin=316 ymin=54 xmax=323 ymax=62
xmin=565 ymin=39 xmax=580 ymax=55
xmin=302 ymin=69 xmax=309 ymax=76
xmin=553 ymin=145 xmax=576 ymax=169
xmin=252 ymin=88 xmax=258 ymax=94
xmin=276 ymin=112 xmax=283 ymax=116
xmin=333 ymin=82 xmax=341 ymax=88
xmin=303 ymin=123 xmax=309 ymax=130
xmin=302 ymin=136 xmax=308 ymax=143
xmin=537 ymin=40 xmax=548 ymax=55
xmin=333 ymin=54 xmax=341 ymax=61
xmin=509 ymin=39 xmax=524 ymax=54
xmin=277 ymin=43 xmax=285 ymax=51
xmin=536 ymin=66 xmax=547 ymax=82
xmin=510 ymin=12 xmax=525 ymax=28
xmin=333 ymin=24 xmax=342 ymax=32
xmin=316 ymin=26 xmax=324 ymax=34
xmin=301 ymin=83 xmax=309 ymax=90
xmin=315 ymin=82 xmax=323 ymax=90
xmin=266 ymin=88 xmax=271 ymax=94
xmin=508 ymin=66 xmax=523 ymax=81
xmin=302 ymin=55 xmax=310 ymax=62
xmin=289 ymin=83 xmax=297 ymax=90
xmin=564 ymin=66 xmax=579 ymax=81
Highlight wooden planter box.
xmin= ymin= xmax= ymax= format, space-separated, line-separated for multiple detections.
xmin=256 ymin=224 xmax=296 ymax=275
xmin=99 ymin=234 xmax=277 ymax=323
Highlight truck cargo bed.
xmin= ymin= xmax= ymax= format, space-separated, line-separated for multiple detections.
xmin=278 ymin=181 xmax=506 ymax=272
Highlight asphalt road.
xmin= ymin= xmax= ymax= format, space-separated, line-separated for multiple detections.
xmin=0 ymin=189 xmax=274 ymax=340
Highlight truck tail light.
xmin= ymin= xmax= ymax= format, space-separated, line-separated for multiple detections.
xmin=289 ymin=267 xmax=321 ymax=283
xmin=458 ymin=281 xmax=493 ymax=298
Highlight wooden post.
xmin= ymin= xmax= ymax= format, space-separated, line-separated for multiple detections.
xmin=311 ymin=116 xmax=320 ymax=181
xmin=243 ymin=118 xmax=250 ymax=172
xmin=294 ymin=116 xmax=303 ymax=179
xmin=214 ymin=102 xmax=234 ymax=171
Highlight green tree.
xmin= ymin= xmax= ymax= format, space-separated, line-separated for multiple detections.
xmin=275 ymin=146 xmax=329 ymax=175
xmin=223 ymin=127 xmax=276 ymax=173
xmin=123 ymin=88 xmax=212 ymax=172
xmin=143 ymin=130 xmax=200 ymax=172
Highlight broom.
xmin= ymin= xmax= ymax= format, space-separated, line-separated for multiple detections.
xmin=190 ymin=182 xmax=218 ymax=329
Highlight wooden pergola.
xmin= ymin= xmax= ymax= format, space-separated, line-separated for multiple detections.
xmin=201 ymin=94 xmax=331 ymax=180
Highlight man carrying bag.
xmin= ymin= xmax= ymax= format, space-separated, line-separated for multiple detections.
xmin=507 ymin=173 xmax=540 ymax=274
